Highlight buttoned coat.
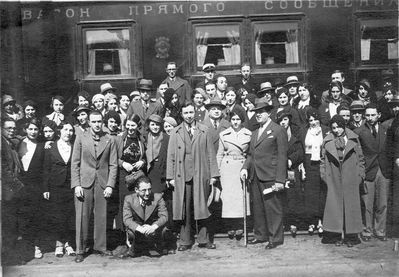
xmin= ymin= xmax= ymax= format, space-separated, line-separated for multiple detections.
xmin=234 ymin=77 xmax=258 ymax=95
xmin=123 ymin=192 xmax=168 ymax=232
xmin=126 ymin=100 xmax=163 ymax=126
xmin=320 ymin=129 xmax=365 ymax=234
xmin=354 ymin=123 xmax=391 ymax=181
xmin=71 ymin=130 xmax=118 ymax=189
xmin=166 ymin=122 xmax=220 ymax=220
xmin=242 ymin=120 xmax=288 ymax=186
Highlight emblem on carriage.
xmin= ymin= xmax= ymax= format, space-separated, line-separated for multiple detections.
xmin=155 ymin=36 xmax=170 ymax=59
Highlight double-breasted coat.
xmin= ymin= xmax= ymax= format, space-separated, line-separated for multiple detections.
xmin=320 ymin=129 xmax=365 ymax=234
xmin=217 ymin=127 xmax=252 ymax=218
xmin=166 ymin=123 xmax=220 ymax=220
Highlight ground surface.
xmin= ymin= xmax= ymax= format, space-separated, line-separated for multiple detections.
xmin=2 ymin=234 xmax=399 ymax=277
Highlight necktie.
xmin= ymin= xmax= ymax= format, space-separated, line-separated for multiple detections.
xmin=257 ymin=125 xmax=264 ymax=141
xmin=371 ymin=124 xmax=377 ymax=138
xmin=213 ymin=120 xmax=218 ymax=130
xmin=188 ymin=125 xmax=193 ymax=139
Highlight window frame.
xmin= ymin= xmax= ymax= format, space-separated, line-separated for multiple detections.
xmin=249 ymin=14 xmax=307 ymax=74
xmin=188 ymin=16 xmax=245 ymax=75
xmin=353 ymin=11 xmax=398 ymax=70
xmin=76 ymin=20 xmax=140 ymax=81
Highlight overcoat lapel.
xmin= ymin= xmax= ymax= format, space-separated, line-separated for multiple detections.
xmin=96 ymin=134 xmax=110 ymax=158
xmin=324 ymin=140 xmax=340 ymax=163
xmin=144 ymin=200 xmax=157 ymax=221
xmin=343 ymin=139 xmax=356 ymax=160
xmin=133 ymin=195 xmax=145 ymax=220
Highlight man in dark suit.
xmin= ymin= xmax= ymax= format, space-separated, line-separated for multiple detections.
xmin=241 ymin=101 xmax=288 ymax=249
xmin=126 ymin=79 xmax=163 ymax=131
xmin=202 ymin=100 xmax=230 ymax=152
xmin=71 ymin=111 xmax=118 ymax=262
xmin=162 ymin=62 xmax=192 ymax=105
xmin=120 ymin=176 xmax=168 ymax=258
xmin=354 ymin=103 xmax=391 ymax=241
xmin=234 ymin=63 xmax=258 ymax=95
xmin=321 ymin=70 xmax=353 ymax=105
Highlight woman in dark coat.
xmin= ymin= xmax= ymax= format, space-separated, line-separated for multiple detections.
xmin=292 ymin=82 xmax=320 ymax=128
xmin=270 ymin=87 xmax=300 ymax=127
xmin=320 ymin=115 xmax=365 ymax=247
xmin=299 ymin=108 xmax=330 ymax=235
xmin=42 ymin=122 xmax=76 ymax=257
xmin=243 ymin=93 xmax=259 ymax=132
xmin=276 ymin=111 xmax=305 ymax=237
xmin=17 ymin=118 xmax=45 ymax=259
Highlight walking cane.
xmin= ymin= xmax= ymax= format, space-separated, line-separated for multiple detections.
xmin=242 ymin=178 xmax=248 ymax=247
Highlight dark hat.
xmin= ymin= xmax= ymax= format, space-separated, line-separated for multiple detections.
xmin=357 ymin=79 xmax=371 ymax=91
xmin=306 ymin=107 xmax=320 ymax=121
xmin=202 ymin=63 xmax=216 ymax=72
xmin=252 ymin=100 xmax=273 ymax=112
xmin=73 ymin=105 xmax=91 ymax=117
xmin=276 ymin=110 xmax=292 ymax=123
xmin=230 ymin=106 xmax=246 ymax=122
xmin=257 ymin=82 xmax=274 ymax=96
xmin=350 ymin=100 xmax=365 ymax=111
xmin=138 ymin=79 xmax=153 ymax=91
xmin=104 ymin=110 xmax=121 ymax=125
xmin=41 ymin=117 xmax=58 ymax=131
xmin=274 ymin=78 xmax=285 ymax=88
xmin=164 ymin=88 xmax=176 ymax=104
xmin=284 ymin=76 xmax=300 ymax=87
xmin=100 ymin=83 xmax=117 ymax=94
xmin=147 ymin=114 xmax=163 ymax=125
xmin=205 ymin=99 xmax=226 ymax=110
xmin=52 ymin=95 xmax=65 ymax=104
xmin=381 ymin=69 xmax=394 ymax=80
xmin=275 ymin=87 xmax=289 ymax=98
xmin=330 ymin=114 xmax=346 ymax=129
xmin=245 ymin=93 xmax=257 ymax=106
xmin=77 ymin=90 xmax=91 ymax=100
xmin=388 ymin=95 xmax=399 ymax=107
xmin=23 ymin=100 xmax=37 ymax=109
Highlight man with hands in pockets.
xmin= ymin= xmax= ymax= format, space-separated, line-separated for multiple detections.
xmin=71 ymin=110 xmax=118 ymax=263
xmin=240 ymin=101 xmax=288 ymax=249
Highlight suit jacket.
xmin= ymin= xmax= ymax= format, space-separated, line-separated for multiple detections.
xmin=71 ymin=130 xmax=118 ymax=189
xmin=163 ymin=76 xmax=192 ymax=105
xmin=123 ymin=192 xmax=168 ymax=232
xmin=234 ymin=77 xmax=258 ymax=95
xmin=243 ymin=120 xmax=288 ymax=186
xmin=126 ymin=99 xmax=163 ymax=125
xmin=42 ymin=141 xmax=72 ymax=192
xmin=202 ymin=117 xmax=230 ymax=152
xmin=354 ymin=123 xmax=391 ymax=181
xmin=18 ymin=140 xmax=45 ymax=187
xmin=287 ymin=131 xmax=304 ymax=170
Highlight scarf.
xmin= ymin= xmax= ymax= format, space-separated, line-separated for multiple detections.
xmin=305 ymin=126 xmax=323 ymax=161
xmin=334 ymin=134 xmax=347 ymax=162
xmin=46 ymin=112 xmax=64 ymax=126
xmin=297 ymin=98 xmax=310 ymax=109
xmin=146 ymin=132 xmax=163 ymax=171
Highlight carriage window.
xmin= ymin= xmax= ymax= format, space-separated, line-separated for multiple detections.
xmin=194 ymin=24 xmax=241 ymax=69
xmin=84 ymin=29 xmax=131 ymax=77
xmin=253 ymin=22 xmax=299 ymax=66
xmin=359 ymin=19 xmax=398 ymax=64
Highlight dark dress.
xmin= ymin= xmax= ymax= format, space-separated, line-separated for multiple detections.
xmin=115 ymin=132 xmax=145 ymax=231
xmin=146 ymin=133 xmax=168 ymax=194
xmin=42 ymin=141 xmax=74 ymax=245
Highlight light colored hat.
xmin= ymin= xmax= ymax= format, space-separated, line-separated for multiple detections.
xmin=130 ymin=90 xmax=140 ymax=97
xmin=138 ymin=79 xmax=153 ymax=91
xmin=285 ymin=76 xmax=300 ymax=87
xmin=202 ymin=63 xmax=216 ymax=72
xmin=92 ymin=93 xmax=105 ymax=104
xmin=2 ymin=94 xmax=16 ymax=105
xmin=164 ymin=116 xmax=177 ymax=127
xmin=258 ymin=82 xmax=274 ymax=95
xmin=100 ymin=83 xmax=116 ymax=94
xmin=350 ymin=100 xmax=365 ymax=111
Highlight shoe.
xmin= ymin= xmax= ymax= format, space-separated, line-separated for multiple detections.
xmin=335 ymin=240 xmax=344 ymax=246
xmin=177 ymin=245 xmax=192 ymax=251
xmin=227 ymin=230 xmax=236 ymax=240
xmin=265 ymin=242 xmax=282 ymax=250
xmin=92 ymin=249 xmax=113 ymax=256
xmin=361 ymin=235 xmax=372 ymax=242
xmin=55 ymin=246 xmax=64 ymax=258
xmin=235 ymin=230 xmax=244 ymax=241
xmin=290 ymin=225 xmax=297 ymax=238
xmin=198 ymin=242 xmax=216 ymax=249
xmin=308 ymin=225 xmax=315 ymax=236
xmin=75 ymin=254 xmax=85 ymax=263
xmin=168 ymin=249 xmax=176 ymax=254
xmin=317 ymin=224 xmax=323 ymax=237
xmin=64 ymin=242 xmax=76 ymax=256
xmin=112 ymin=245 xmax=128 ymax=257
xmin=376 ymin=235 xmax=388 ymax=241
xmin=34 ymin=246 xmax=43 ymax=259
xmin=248 ymin=238 xmax=266 ymax=245
xmin=118 ymin=247 xmax=135 ymax=259
xmin=346 ymin=241 xmax=354 ymax=248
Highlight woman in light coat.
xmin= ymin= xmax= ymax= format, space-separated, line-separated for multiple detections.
xmin=320 ymin=115 xmax=365 ymax=247
xmin=217 ymin=107 xmax=251 ymax=240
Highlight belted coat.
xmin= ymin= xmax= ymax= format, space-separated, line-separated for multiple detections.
xmin=166 ymin=122 xmax=220 ymax=220
xmin=320 ymin=129 xmax=365 ymax=234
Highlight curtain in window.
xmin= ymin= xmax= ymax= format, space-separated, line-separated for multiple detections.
xmin=226 ymin=30 xmax=240 ymax=65
xmin=119 ymin=49 xmax=130 ymax=75
xmin=255 ymin=31 xmax=262 ymax=65
xmin=196 ymin=31 xmax=208 ymax=66
xmin=88 ymin=49 xmax=96 ymax=76
xmin=387 ymin=41 xmax=398 ymax=60
xmin=361 ymin=39 xmax=371 ymax=60
xmin=285 ymin=30 xmax=299 ymax=64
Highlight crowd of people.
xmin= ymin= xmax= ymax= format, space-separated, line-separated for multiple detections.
xmin=2 ymin=61 xmax=399 ymax=265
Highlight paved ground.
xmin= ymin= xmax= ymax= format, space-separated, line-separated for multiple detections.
xmin=2 ymin=234 xmax=399 ymax=277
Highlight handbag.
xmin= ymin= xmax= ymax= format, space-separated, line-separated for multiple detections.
xmin=125 ymin=169 xmax=145 ymax=190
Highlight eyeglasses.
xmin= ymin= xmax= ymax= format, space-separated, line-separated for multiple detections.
xmin=167 ymin=68 xmax=177 ymax=71
xmin=3 ymin=127 xmax=16 ymax=131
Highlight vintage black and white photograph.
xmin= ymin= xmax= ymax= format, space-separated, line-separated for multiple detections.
xmin=1 ymin=0 xmax=398 ymax=276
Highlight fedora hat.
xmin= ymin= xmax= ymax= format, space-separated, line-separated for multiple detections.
xmin=257 ymin=82 xmax=274 ymax=95
xmin=388 ymin=95 xmax=399 ymax=107
xmin=202 ymin=63 xmax=216 ymax=72
xmin=146 ymin=114 xmax=163 ymax=125
xmin=100 ymin=83 xmax=116 ymax=94
xmin=205 ymin=99 xmax=226 ymax=110
xmin=276 ymin=110 xmax=292 ymax=123
xmin=138 ymin=79 xmax=153 ymax=91
xmin=252 ymin=99 xmax=273 ymax=112
xmin=2 ymin=94 xmax=16 ymax=106
xmin=350 ymin=100 xmax=365 ymax=111
xmin=284 ymin=76 xmax=300 ymax=87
